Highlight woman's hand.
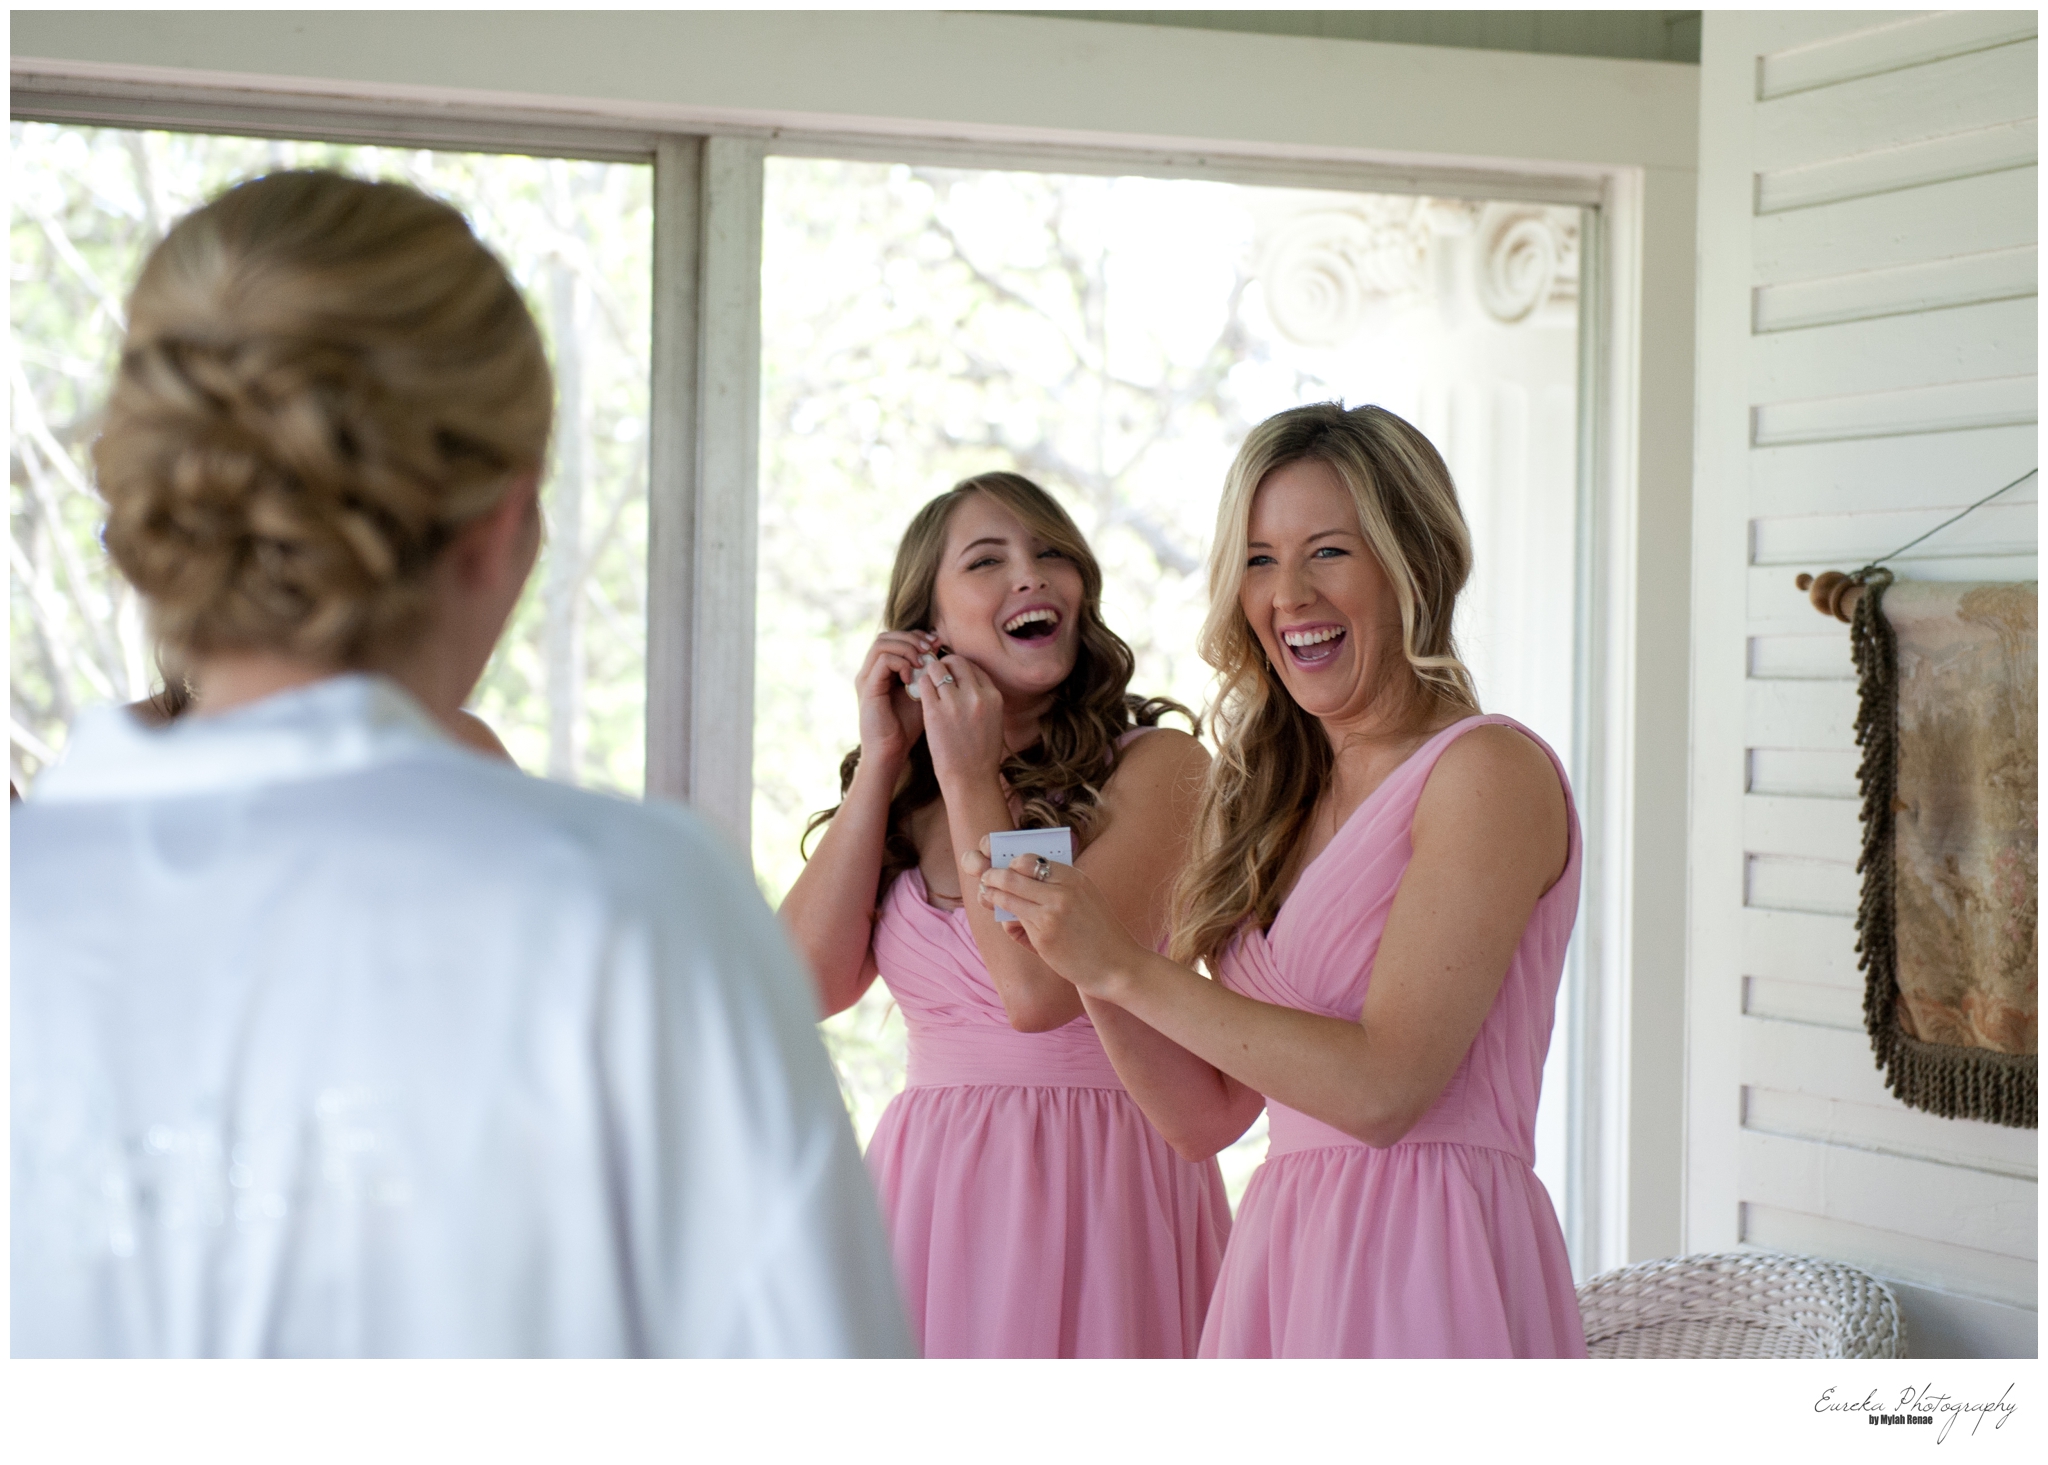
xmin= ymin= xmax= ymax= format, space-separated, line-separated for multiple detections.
xmin=963 ymin=840 xmax=1149 ymax=1000
xmin=918 ymin=653 xmax=1008 ymax=794
xmin=853 ymin=630 xmax=937 ymax=771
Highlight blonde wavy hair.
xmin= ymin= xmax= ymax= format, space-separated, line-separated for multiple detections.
xmin=1168 ymin=403 xmax=1478 ymax=965
xmin=94 ymin=170 xmax=553 ymax=666
xmin=805 ymin=472 xmax=1194 ymax=906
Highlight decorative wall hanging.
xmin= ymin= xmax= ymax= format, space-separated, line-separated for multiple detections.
xmin=1797 ymin=469 xmax=2039 ymax=1128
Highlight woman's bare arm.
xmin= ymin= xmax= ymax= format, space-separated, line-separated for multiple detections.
xmin=1069 ymin=735 xmax=1266 ymax=1161
xmin=777 ymin=631 xmax=933 ymax=1016
xmin=779 ymin=754 xmax=895 ymax=1016
xmin=978 ymin=725 xmax=1568 ymax=1148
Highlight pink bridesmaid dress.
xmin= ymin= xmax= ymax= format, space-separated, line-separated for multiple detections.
xmin=1200 ymin=713 xmax=1587 ymax=1358
xmin=864 ymin=764 xmax=1231 ymax=1357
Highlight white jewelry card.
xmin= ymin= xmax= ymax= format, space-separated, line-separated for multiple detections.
xmin=986 ymin=826 xmax=1074 ymax=922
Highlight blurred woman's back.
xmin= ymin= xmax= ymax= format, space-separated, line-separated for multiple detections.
xmin=9 ymin=172 xmax=909 ymax=1358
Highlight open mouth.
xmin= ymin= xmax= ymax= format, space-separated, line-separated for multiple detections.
xmin=1282 ymin=625 xmax=1346 ymax=667
xmin=1003 ymin=607 xmax=1061 ymax=641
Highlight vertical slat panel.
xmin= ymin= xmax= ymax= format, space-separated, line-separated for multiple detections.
xmin=1693 ymin=9 xmax=2041 ymax=1353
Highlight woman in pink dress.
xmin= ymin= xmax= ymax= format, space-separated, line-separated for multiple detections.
xmin=780 ymin=472 xmax=1230 ymax=1357
xmin=973 ymin=404 xmax=1587 ymax=1358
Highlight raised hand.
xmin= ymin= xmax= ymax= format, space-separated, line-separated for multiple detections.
xmin=854 ymin=629 xmax=939 ymax=771
xmin=918 ymin=652 xmax=1009 ymax=795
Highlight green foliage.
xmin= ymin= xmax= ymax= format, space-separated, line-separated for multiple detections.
xmin=8 ymin=124 xmax=651 ymax=795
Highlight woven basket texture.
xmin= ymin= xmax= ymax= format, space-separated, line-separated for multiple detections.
xmin=1576 ymin=1250 xmax=1905 ymax=1359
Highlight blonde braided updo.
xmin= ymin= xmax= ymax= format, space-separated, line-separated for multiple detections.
xmin=94 ymin=170 xmax=553 ymax=665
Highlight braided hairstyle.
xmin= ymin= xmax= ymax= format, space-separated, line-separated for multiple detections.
xmin=94 ymin=170 xmax=553 ymax=665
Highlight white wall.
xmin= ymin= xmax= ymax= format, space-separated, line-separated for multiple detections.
xmin=1690 ymin=10 xmax=2038 ymax=1358
xmin=12 ymin=9 xmax=1699 ymax=1273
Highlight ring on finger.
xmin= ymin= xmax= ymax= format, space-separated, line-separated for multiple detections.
xmin=935 ymin=673 xmax=956 ymax=686
xmin=1032 ymin=855 xmax=1053 ymax=882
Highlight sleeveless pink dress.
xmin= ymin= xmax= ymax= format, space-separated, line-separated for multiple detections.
xmin=1199 ymin=714 xmax=1587 ymax=1358
xmin=864 ymin=737 xmax=1231 ymax=1358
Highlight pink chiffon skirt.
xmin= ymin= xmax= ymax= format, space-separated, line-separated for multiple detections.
xmin=866 ymin=1082 xmax=1230 ymax=1358
xmin=1200 ymin=1138 xmax=1586 ymax=1358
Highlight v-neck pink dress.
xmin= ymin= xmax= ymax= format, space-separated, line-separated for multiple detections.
xmin=863 ymin=752 xmax=1231 ymax=1357
xmin=1199 ymin=714 xmax=1587 ymax=1358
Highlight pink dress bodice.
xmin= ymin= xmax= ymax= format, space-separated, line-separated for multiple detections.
xmin=1201 ymin=713 xmax=1587 ymax=1358
xmin=875 ymin=870 xmax=1126 ymax=1091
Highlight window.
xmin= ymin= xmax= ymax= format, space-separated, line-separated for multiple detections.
xmin=8 ymin=123 xmax=652 ymax=793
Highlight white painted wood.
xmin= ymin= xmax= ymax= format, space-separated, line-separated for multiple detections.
xmin=1748 ymin=631 xmax=1853 ymax=680
xmin=686 ymin=135 xmax=765 ymax=855
xmin=8 ymin=12 xmax=1702 ymax=174
xmin=1749 ymin=424 xmax=2039 ymax=517
xmin=6 ymin=75 xmax=666 ymax=161
xmin=1760 ymin=10 xmax=2039 ymax=101
xmin=1741 ymin=907 xmax=1862 ymax=987
xmin=1744 ymin=678 xmax=1856 ymax=748
xmin=1628 ymin=161 xmax=1704 ymax=1269
xmin=1701 ymin=9 xmax=2041 ymax=1344
xmin=1750 ymin=296 xmax=2035 ymax=406
xmin=1743 ymin=976 xmax=1864 ymax=1032
xmin=1742 ymin=1015 xmax=2041 ymax=1171
xmin=1751 ymin=497 xmax=2039 ymax=566
xmin=1686 ymin=19 xmax=1772 ymax=1260
xmin=764 ymin=129 xmax=1608 ymax=207
xmin=1753 ymin=244 xmax=2036 ymax=333
xmin=1742 ymin=1203 xmax=2036 ymax=1306
xmin=1746 ymin=853 xmax=1859 ymax=917
xmin=1884 ymin=1278 xmax=2040 ymax=1360
xmin=1739 ymin=1131 xmax=2035 ymax=1259
xmin=1753 ymin=166 xmax=2038 ymax=284
xmin=1748 ymin=747 xmax=1861 ymax=800
xmin=1743 ymin=793 xmax=1861 ymax=862
xmin=1757 ymin=117 xmax=2036 ymax=214
xmin=1744 ymin=1085 xmax=2038 ymax=1181
xmin=1752 ymin=372 xmax=2038 ymax=447
xmin=1755 ymin=38 xmax=2037 ymax=173
xmin=1751 ymin=11 xmax=1906 ymax=55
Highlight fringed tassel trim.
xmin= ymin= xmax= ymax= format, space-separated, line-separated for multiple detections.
xmin=1850 ymin=567 xmax=2037 ymax=1131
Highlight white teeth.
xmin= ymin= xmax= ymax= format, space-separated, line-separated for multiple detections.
xmin=1003 ymin=608 xmax=1058 ymax=633
xmin=1282 ymin=627 xmax=1344 ymax=647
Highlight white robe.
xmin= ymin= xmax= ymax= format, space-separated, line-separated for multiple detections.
xmin=10 ymin=675 xmax=912 ymax=1358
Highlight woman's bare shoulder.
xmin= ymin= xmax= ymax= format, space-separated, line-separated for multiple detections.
xmin=1107 ymin=724 xmax=1210 ymax=786
xmin=1417 ymin=722 xmax=1568 ymax=883
xmin=448 ymin=708 xmax=515 ymax=763
xmin=1435 ymin=722 xmax=1556 ymax=787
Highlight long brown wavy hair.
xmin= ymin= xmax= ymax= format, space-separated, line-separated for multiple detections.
xmin=804 ymin=471 xmax=1194 ymax=907
xmin=1168 ymin=403 xmax=1479 ymax=966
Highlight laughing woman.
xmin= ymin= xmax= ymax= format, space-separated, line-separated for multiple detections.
xmin=779 ymin=472 xmax=1230 ymax=1358
xmin=972 ymin=405 xmax=1587 ymax=1358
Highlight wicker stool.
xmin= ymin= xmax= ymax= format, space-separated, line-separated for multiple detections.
xmin=1576 ymin=1250 xmax=1905 ymax=1358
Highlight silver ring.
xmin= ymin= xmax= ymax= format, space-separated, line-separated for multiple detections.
xmin=935 ymin=674 xmax=956 ymax=686
xmin=1032 ymin=855 xmax=1053 ymax=882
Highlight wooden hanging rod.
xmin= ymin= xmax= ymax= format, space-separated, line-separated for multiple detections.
xmin=1795 ymin=570 xmax=1864 ymax=622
